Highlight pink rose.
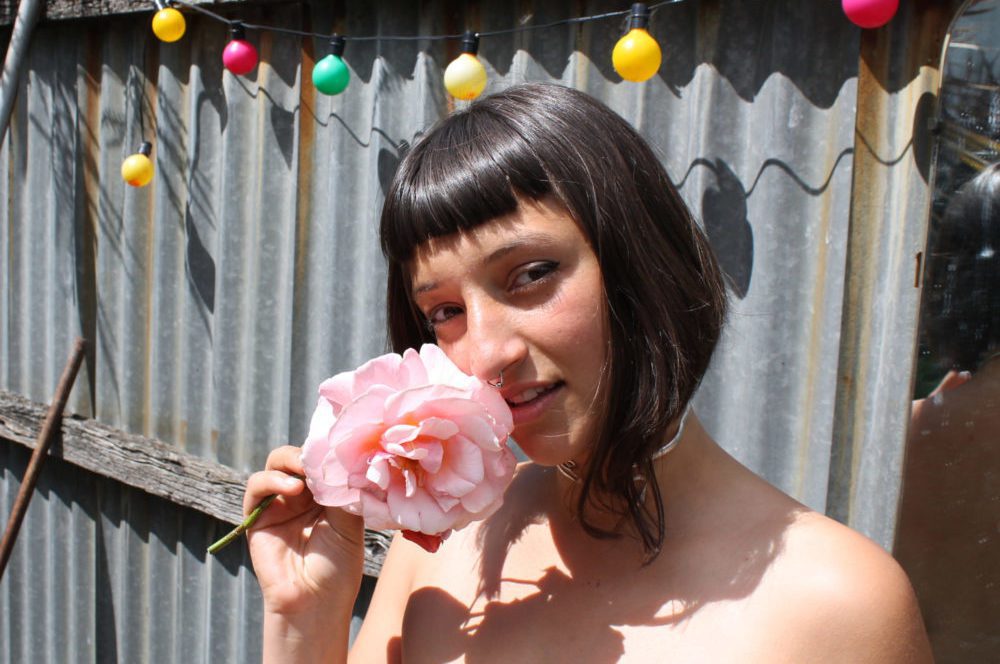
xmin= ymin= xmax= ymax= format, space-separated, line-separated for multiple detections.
xmin=301 ymin=344 xmax=516 ymax=552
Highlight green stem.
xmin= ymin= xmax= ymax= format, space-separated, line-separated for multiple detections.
xmin=207 ymin=494 xmax=277 ymax=555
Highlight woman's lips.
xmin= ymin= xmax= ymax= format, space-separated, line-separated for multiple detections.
xmin=505 ymin=382 xmax=563 ymax=426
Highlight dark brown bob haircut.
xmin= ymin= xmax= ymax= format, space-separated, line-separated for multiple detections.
xmin=379 ymin=83 xmax=727 ymax=558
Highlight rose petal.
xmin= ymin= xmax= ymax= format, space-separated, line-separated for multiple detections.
xmin=414 ymin=417 xmax=461 ymax=441
xmin=383 ymin=385 xmax=470 ymax=422
xmin=402 ymin=529 xmax=445 ymax=553
xmin=387 ymin=483 xmax=453 ymax=534
xmin=419 ymin=344 xmax=477 ymax=389
xmin=326 ymin=391 xmax=388 ymax=469
xmin=459 ymin=478 xmax=506 ymax=514
xmin=425 ymin=467 xmax=477 ymax=498
xmin=318 ymin=353 xmax=399 ymax=411
xmin=443 ymin=411 xmax=500 ymax=450
xmin=349 ymin=352 xmax=405 ymax=393
xmin=316 ymin=372 xmax=356 ymax=416
xmin=330 ymin=421 xmax=385 ymax=475
xmin=440 ymin=435 xmax=485 ymax=485
xmin=301 ymin=397 xmax=337 ymax=468
xmin=381 ymin=424 xmax=421 ymax=456
xmin=471 ymin=385 xmax=515 ymax=439
xmin=487 ymin=446 xmax=518 ymax=477
xmin=365 ymin=453 xmax=393 ymax=490
xmin=414 ymin=440 xmax=444 ymax=474
xmin=358 ymin=490 xmax=395 ymax=530
xmin=399 ymin=347 xmax=430 ymax=387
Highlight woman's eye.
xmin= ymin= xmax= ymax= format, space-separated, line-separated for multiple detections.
xmin=425 ymin=304 xmax=463 ymax=329
xmin=510 ymin=261 xmax=559 ymax=289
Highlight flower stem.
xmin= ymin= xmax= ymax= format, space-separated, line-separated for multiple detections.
xmin=207 ymin=494 xmax=277 ymax=555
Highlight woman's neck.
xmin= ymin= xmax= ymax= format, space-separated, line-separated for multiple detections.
xmin=550 ymin=413 xmax=734 ymax=549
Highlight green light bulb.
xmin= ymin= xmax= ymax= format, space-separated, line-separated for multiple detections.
xmin=313 ymin=37 xmax=350 ymax=96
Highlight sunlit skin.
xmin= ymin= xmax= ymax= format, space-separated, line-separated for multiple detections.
xmin=246 ymin=198 xmax=933 ymax=662
xmin=409 ymin=197 xmax=608 ymax=468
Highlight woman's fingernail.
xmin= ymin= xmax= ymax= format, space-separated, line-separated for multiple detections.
xmin=284 ymin=477 xmax=302 ymax=489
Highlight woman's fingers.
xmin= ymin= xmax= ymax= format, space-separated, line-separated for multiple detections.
xmin=928 ymin=369 xmax=973 ymax=397
xmin=244 ymin=469 xmax=307 ymax=516
xmin=264 ymin=445 xmax=305 ymax=474
xmin=241 ymin=445 xmax=317 ymax=530
xmin=244 ymin=445 xmax=309 ymax=517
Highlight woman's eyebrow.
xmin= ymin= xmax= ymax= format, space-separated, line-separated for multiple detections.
xmin=412 ymin=281 xmax=438 ymax=297
xmin=483 ymin=233 xmax=556 ymax=265
xmin=411 ymin=232 xmax=557 ymax=298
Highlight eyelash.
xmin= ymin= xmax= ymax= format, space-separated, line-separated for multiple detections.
xmin=422 ymin=260 xmax=560 ymax=330
xmin=511 ymin=261 xmax=559 ymax=289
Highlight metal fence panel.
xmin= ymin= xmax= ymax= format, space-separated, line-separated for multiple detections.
xmin=0 ymin=1 xmax=927 ymax=660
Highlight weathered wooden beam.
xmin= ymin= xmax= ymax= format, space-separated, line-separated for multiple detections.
xmin=0 ymin=389 xmax=389 ymax=575
xmin=0 ymin=390 xmax=250 ymax=521
xmin=0 ymin=0 xmax=295 ymax=26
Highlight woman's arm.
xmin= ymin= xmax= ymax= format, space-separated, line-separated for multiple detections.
xmin=348 ymin=533 xmax=426 ymax=663
xmin=245 ymin=446 xmax=366 ymax=663
xmin=263 ymin=608 xmax=355 ymax=664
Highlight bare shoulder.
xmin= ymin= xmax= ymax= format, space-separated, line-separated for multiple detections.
xmin=765 ymin=511 xmax=932 ymax=663
xmin=349 ymin=532 xmax=435 ymax=663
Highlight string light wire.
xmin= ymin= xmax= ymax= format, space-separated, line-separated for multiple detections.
xmin=166 ymin=0 xmax=684 ymax=43
xmin=132 ymin=1 xmax=681 ymax=181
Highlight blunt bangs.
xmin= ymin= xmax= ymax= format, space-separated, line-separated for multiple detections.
xmin=380 ymin=109 xmax=553 ymax=264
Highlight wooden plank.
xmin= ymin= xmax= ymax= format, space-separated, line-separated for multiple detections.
xmin=0 ymin=0 xmax=293 ymax=26
xmin=0 ymin=389 xmax=389 ymax=575
xmin=0 ymin=390 xmax=249 ymax=521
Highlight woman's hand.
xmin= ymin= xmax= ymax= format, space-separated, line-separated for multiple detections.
xmin=245 ymin=446 xmax=365 ymax=625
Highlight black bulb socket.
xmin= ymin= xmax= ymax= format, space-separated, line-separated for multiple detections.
xmin=138 ymin=141 xmax=152 ymax=156
xmin=627 ymin=3 xmax=651 ymax=30
xmin=230 ymin=23 xmax=246 ymax=41
xmin=330 ymin=35 xmax=345 ymax=58
xmin=460 ymin=31 xmax=479 ymax=56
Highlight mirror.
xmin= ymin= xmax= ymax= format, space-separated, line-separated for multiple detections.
xmin=894 ymin=1 xmax=1000 ymax=661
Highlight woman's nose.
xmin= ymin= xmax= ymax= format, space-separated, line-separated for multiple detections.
xmin=464 ymin=301 xmax=526 ymax=383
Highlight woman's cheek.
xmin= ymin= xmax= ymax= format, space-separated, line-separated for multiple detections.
xmin=437 ymin=340 xmax=471 ymax=376
xmin=546 ymin=287 xmax=605 ymax=341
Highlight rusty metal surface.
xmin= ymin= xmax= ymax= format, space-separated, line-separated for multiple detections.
xmin=0 ymin=0 xmax=950 ymax=659
xmin=827 ymin=0 xmax=963 ymax=549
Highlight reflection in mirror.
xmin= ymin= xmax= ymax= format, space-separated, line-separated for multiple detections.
xmin=894 ymin=2 xmax=1000 ymax=662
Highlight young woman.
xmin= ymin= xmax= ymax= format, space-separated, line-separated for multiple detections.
xmin=245 ymin=84 xmax=931 ymax=662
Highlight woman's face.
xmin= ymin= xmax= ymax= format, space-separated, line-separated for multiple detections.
xmin=409 ymin=198 xmax=609 ymax=466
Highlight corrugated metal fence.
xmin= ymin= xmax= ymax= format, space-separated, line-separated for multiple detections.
xmin=0 ymin=0 xmax=941 ymax=660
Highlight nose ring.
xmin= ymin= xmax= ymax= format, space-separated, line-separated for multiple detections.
xmin=487 ymin=370 xmax=504 ymax=389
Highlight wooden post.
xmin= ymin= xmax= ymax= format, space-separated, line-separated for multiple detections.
xmin=0 ymin=337 xmax=87 ymax=580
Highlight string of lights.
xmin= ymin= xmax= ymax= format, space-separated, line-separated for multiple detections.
xmin=164 ymin=0 xmax=681 ymax=42
xmin=153 ymin=1 xmax=675 ymax=96
xmin=124 ymin=0 xmax=900 ymax=186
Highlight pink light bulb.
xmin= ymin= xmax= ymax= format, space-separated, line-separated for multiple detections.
xmin=222 ymin=25 xmax=258 ymax=75
xmin=842 ymin=0 xmax=899 ymax=29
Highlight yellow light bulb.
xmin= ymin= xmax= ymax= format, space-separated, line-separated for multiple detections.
xmin=444 ymin=53 xmax=487 ymax=101
xmin=152 ymin=8 xmax=186 ymax=43
xmin=122 ymin=153 xmax=154 ymax=187
xmin=612 ymin=28 xmax=662 ymax=82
